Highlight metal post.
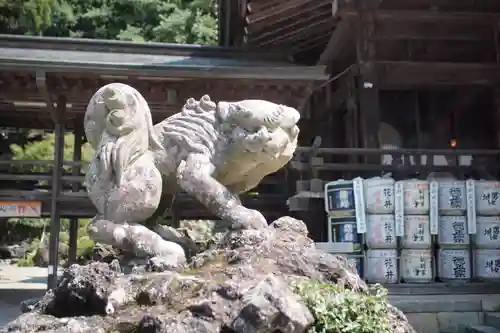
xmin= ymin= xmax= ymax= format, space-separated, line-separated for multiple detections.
xmin=48 ymin=94 xmax=66 ymax=290
xmin=68 ymin=124 xmax=83 ymax=264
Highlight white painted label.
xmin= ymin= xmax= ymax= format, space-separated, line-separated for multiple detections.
xmin=353 ymin=177 xmax=366 ymax=234
xmin=429 ymin=181 xmax=439 ymax=235
xmin=0 ymin=201 xmax=41 ymax=217
xmin=395 ymin=181 xmax=404 ymax=237
xmin=48 ymin=265 xmax=54 ymax=275
xmin=466 ymin=179 xmax=477 ymax=235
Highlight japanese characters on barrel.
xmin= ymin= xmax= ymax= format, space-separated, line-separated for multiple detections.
xmin=324 ymin=176 xmax=500 ymax=283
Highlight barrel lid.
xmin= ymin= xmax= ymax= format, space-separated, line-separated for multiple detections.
xmin=364 ymin=176 xmax=395 ymax=185
xmin=325 ymin=179 xmax=353 ymax=186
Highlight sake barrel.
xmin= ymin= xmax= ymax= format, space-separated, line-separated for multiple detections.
xmin=438 ymin=181 xmax=466 ymax=216
xmin=324 ymin=180 xmax=355 ymax=218
xmin=402 ymin=215 xmax=431 ymax=249
xmin=366 ymin=214 xmax=397 ymax=249
xmin=476 ymin=216 xmax=500 ymax=249
xmin=401 ymin=249 xmax=433 ymax=283
xmin=330 ymin=217 xmax=362 ymax=251
xmin=474 ymin=249 xmax=500 ymax=280
xmin=366 ymin=249 xmax=398 ymax=284
xmin=403 ymin=180 xmax=429 ymax=215
xmin=475 ymin=181 xmax=500 ymax=216
xmin=438 ymin=249 xmax=471 ymax=280
xmin=364 ymin=177 xmax=395 ymax=214
xmin=438 ymin=216 xmax=470 ymax=247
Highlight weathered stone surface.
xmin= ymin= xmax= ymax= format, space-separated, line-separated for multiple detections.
xmin=155 ymin=220 xmax=226 ymax=259
xmin=83 ymin=83 xmax=301 ymax=264
xmin=230 ymin=274 xmax=313 ymax=333
xmin=1 ymin=217 xmax=415 ymax=333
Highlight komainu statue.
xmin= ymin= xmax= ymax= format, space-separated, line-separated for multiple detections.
xmin=83 ymin=83 xmax=300 ymax=267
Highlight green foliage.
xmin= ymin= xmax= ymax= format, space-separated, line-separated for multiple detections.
xmin=0 ymin=0 xmax=60 ymax=34
xmin=290 ymin=280 xmax=391 ymax=333
xmin=76 ymin=235 xmax=94 ymax=259
xmin=9 ymin=131 xmax=94 ymax=174
xmin=0 ymin=0 xmax=218 ymax=45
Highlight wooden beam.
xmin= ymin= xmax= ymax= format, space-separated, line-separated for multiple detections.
xmin=317 ymin=18 xmax=353 ymax=65
xmin=288 ymin=32 xmax=332 ymax=54
xmin=343 ymin=9 xmax=500 ymax=24
xmin=245 ymin=0 xmax=331 ymax=36
xmin=355 ymin=1 xmax=380 ymax=154
xmin=246 ymin=11 xmax=331 ymax=44
xmin=48 ymin=94 xmax=66 ymax=290
xmin=493 ymin=86 xmax=500 ymax=150
xmin=339 ymin=0 xmax=500 ymax=12
xmin=257 ymin=16 xmax=336 ymax=46
xmin=377 ymin=0 xmax=500 ymax=12
xmin=373 ymin=20 xmax=493 ymax=42
xmin=246 ymin=0 xmax=317 ymax=26
xmin=68 ymin=123 xmax=83 ymax=264
xmin=376 ymin=61 xmax=500 ymax=88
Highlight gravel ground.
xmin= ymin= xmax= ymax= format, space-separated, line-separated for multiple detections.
xmin=0 ymin=264 xmax=51 ymax=327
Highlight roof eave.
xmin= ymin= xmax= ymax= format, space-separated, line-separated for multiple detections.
xmin=0 ymin=60 xmax=328 ymax=82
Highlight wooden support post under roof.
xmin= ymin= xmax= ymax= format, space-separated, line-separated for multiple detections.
xmin=68 ymin=123 xmax=83 ymax=264
xmin=35 ymin=71 xmax=58 ymax=122
xmin=48 ymin=94 xmax=66 ymax=290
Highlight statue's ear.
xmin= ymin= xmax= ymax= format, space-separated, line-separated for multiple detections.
xmin=216 ymin=101 xmax=230 ymax=121
xmin=85 ymin=98 xmax=108 ymax=150
xmin=102 ymin=86 xmax=126 ymax=111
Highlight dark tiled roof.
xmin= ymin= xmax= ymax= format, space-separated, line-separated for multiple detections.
xmin=0 ymin=34 xmax=327 ymax=81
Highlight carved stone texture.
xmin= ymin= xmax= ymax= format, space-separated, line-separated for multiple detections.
xmin=83 ymin=83 xmax=300 ymax=266
xmin=2 ymin=218 xmax=415 ymax=333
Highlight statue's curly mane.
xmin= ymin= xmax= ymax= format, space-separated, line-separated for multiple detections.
xmin=153 ymin=108 xmax=222 ymax=157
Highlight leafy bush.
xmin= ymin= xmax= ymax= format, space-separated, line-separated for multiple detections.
xmin=76 ymin=236 xmax=94 ymax=260
xmin=17 ymin=253 xmax=36 ymax=267
xmin=290 ymin=280 xmax=391 ymax=333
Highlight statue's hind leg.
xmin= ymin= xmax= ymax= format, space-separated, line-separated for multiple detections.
xmin=87 ymin=176 xmax=186 ymax=269
xmin=176 ymin=153 xmax=268 ymax=230
xmin=87 ymin=216 xmax=185 ymax=264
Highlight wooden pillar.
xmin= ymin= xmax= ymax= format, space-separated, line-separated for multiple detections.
xmin=493 ymin=86 xmax=500 ymax=151
xmin=68 ymin=123 xmax=83 ymax=264
xmin=355 ymin=2 xmax=380 ymax=160
xmin=48 ymin=94 xmax=66 ymax=290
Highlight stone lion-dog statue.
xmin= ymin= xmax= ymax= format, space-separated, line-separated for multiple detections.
xmin=83 ymin=83 xmax=300 ymax=268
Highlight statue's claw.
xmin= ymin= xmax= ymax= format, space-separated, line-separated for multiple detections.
xmin=230 ymin=207 xmax=268 ymax=230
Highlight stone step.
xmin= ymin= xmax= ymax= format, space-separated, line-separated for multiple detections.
xmin=467 ymin=325 xmax=500 ymax=333
xmin=486 ymin=313 xmax=500 ymax=330
xmin=388 ymin=294 xmax=485 ymax=313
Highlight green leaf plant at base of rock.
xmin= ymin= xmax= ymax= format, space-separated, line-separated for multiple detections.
xmin=290 ymin=280 xmax=391 ymax=333
xmin=1 ymin=216 xmax=416 ymax=333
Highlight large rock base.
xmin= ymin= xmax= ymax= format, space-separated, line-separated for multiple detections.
xmin=0 ymin=217 xmax=415 ymax=333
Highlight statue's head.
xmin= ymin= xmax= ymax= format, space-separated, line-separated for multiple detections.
xmin=217 ymin=99 xmax=300 ymax=160
xmin=84 ymin=83 xmax=163 ymax=152
xmin=208 ymin=99 xmax=300 ymax=187
xmin=84 ymin=83 xmax=164 ymax=185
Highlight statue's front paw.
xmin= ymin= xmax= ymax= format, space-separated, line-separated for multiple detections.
xmin=230 ymin=207 xmax=268 ymax=230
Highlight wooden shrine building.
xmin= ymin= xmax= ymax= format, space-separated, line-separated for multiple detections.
xmin=219 ymin=0 xmax=500 ymax=235
xmin=0 ymin=34 xmax=326 ymax=288
xmin=4 ymin=0 xmax=500 ymax=291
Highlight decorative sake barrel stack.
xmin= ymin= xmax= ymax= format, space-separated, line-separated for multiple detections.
xmin=398 ymin=180 xmax=434 ymax=283
xmin=473 ymin=181 xmax=500 ymax=281
xmin=435 ymin=179 xmax=471 ymax=281
xmin=324 ymin=179 xmax=364 ymax=277
xmin=364 ymin=177 xmax=398 ymax=284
